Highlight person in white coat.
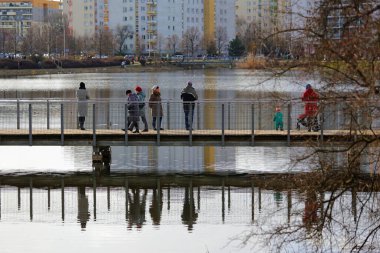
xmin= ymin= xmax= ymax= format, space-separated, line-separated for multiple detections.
xmin=76 ymin=82 xmax=88 ymax=130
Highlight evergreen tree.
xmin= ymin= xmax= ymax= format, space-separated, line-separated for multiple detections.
xmin=228 ymin=36 xmax=245 ymax=57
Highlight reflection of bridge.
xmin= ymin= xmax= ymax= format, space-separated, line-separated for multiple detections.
xmin=0 ymin=99 xmax=378 ymax=147
xmin=0 ymin=172 xmax=372 ymax=229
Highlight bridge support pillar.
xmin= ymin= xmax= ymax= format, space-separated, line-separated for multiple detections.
xmin=92 ymin=146 xmax=111 ymax=174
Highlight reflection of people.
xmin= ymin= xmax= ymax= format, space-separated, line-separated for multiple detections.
xmin=180 ymin=81 xmax=198 ymax=130
xmin=128 ymin=189 xmax=147 ymax=229
xmin=149 ymin=85 xmax=164 ymax=130
xmin=303 ymin=190 xmax=319 ymax=231
xmin=135 ymin=86 xmax=149 ymax=132
xmin=77 ymin=187 xmax=90 ymax=230
xmin=297 ymin=84 xmax=320 ymax=132
xmin=181 ymin=187 xmax=198 ymax=231
xmin=273 ymin=106 xmax=284 ymax=131
xmin=76 ymin=82 xmax=88 ymax=130
xmin=149 ymin=189 xmax=163 ymax=225
xmin=126 ymin=89 xmax=140 ymax=133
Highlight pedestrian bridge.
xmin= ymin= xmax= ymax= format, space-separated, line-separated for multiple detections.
xmin=0 ymin=98 xmax=377 ymax=146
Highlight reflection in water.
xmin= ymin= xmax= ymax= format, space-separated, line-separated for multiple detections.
xmin=0 ymin=173 xmax=379 ymax=252
xmin=128 ymin=188 xmax=147 ymax=230
xmin=77 ymin=187 xmax=90 ymax=230
xmin=149 ymin=188 xmax=162 ymax=226
xmin=181 ymin=185 xmax=198 ymax=231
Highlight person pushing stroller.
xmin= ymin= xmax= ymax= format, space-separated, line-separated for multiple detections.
xmin=297 ymin=84 xmax=320 ymax=132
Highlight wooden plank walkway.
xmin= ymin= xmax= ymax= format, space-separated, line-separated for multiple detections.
xmin=0 ymin=129 xmax=377 ymax=146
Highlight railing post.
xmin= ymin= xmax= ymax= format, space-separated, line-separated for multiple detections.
xmin=156 ymin=103 xmax=160 ymax=146
xmin=124 ymin=104 xmax=128 ymax=145
xmin=189 ymin=104 xmax=193 ymax=146
xmin=287 ymin=103 xmax=291 ymax=147
xmin=228 ymin=102 xmax=231 ymax=130
xmin=29 ymin=104 xmax=32 ymax=146
xmin=251 ymin=104 xmax=255 ymax=146
xmin=60 ymin=104 xmax=64 ymax=146
xmin=222 ymin=103 xmax=225 ymax=146
xmin=46 ymin=100 xmax=50 ymax=130
xmin=93 ymin=104 xmax=96 ymax=146
xmin=166 ymin=102 xmax=170 ymax=130
xmin=197 ymin=101 xmax=200 ymax=130
xmin=16 ymin=99 xmax=20 ymax=129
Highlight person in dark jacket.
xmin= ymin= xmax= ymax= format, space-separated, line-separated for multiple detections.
xmin=135 ymin=85 xmax=148 ymax=132
xmin=126 ymin=89 xmax=140 ymax=133
xmin=180 ymin=81 xmax=198 ymax=130
xmin=76 ymin=82 xmax=88 ymax=130
xmin=149 ymin=85 xmax=164 ymax=130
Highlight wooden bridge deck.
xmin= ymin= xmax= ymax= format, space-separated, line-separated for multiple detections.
xmin=0 ymin=129 xmax=376 ymax=146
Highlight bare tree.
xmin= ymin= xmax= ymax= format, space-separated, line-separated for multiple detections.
xmin=166 ymin=34 xmax=179 ymax=55
xmin=215 ymin=26 xmax=228 ymax=55
xmin=242 ymin=1 xmax=380 ymax=252
xmin=94 ymin=27 xmax=114 ymax=57
xmin=182 ymin=27 xmax=200 ymax=56
xmin=114 ymin=24 xmax=133 ymax=55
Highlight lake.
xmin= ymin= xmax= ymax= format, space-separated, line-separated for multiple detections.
xmin=0 ymin=69 xmax=377 ymax=253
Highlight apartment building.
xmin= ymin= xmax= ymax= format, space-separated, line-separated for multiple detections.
xmin=108 ymin=0 xmax=236 ymax=55
xmin=63 ymin=0 xmax=109 ymax=37
xmin=0 ymin=0 xmax=61 ymax=37
xmin=235 ymin=0 xmax=291 ymax=35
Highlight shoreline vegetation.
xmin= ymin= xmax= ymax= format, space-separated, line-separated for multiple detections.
xmin=0 ymin=56 xmax=320 ymax=77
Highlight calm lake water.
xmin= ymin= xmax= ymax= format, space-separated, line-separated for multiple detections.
xmin=0 ymin=69 xmax=376 ymax=253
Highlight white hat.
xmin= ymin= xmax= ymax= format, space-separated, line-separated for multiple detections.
xmin=152 ymin=85 xmax=159 ymax=90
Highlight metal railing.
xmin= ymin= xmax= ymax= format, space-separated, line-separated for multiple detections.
xmin=0 ymin=98 xmax=378 ymax=145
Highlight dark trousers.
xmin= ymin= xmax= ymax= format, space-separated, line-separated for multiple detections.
xmin=78 ymin=116 xmax=85 ymax=129
xmin=128 ymin=121 xmax=139 ymax=131
xmin=141 ymin=115 xmax=148 ymax=130
xmin=183 ymin=104 xmax=195 ymax=130
xmin=152 ymin=117 xmax=162 ymax=130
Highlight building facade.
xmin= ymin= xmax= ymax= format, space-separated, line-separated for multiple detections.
xmin=0 ymin=0 xmax=61 ymax=37
xmin=235 ymin=0 xmax=291 ymax=36
xmin=107 ymin=0 xmax=236 ymax=55
xmin=64 ymin=0 xmax=109 ymax=37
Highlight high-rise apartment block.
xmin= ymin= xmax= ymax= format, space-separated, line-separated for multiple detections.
xmin=235 ymin=0 xmax=291 ymax=35
xmin=65 ymin=0 xmax=235 ymax=55
xmin=63 ymin=0 xmax=109 ymax=37
xmin=0 ymin=0 xmax=61 ymax=37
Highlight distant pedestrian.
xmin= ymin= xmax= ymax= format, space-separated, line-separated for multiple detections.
xmin=273 ymin=106 xmax=284 ymax=131
xmin=135 ymin=86 xmax=149 ymax=132
xmin=149 ymin=85 xmax=164 ymax=130
xmin=76 ymin=82 xmax=88 ymax=130
xmin=126 ymin=89 xmax=140 ymax=133
xmin=180 ymin=81 xmax=198 ymax=130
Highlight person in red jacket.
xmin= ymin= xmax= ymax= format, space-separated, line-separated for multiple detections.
xmin=297 ymin=84 xmax=320 ymax=131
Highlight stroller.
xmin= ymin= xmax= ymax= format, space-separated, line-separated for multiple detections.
xmin=296 ymin=113 xmax=320 ymax=132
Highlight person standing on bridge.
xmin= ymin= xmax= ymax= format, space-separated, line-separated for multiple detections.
xmin=76 ymin=82 xmax=88 ymax=130
xmin=181 ymin=81 xmax=198 ymax=130
xmin=149 ymin=85 xmax=164 ymax=130
xmin=135 ymin=86 xmax=149 ymax=132
xmin=126 ymin=89 xmax=140 ymax=133
xmin=297 ymin=84 xmax=320 ymax=132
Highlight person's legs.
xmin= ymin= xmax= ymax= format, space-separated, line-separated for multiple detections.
xmin=190 ymin=105 xmax=195 ymax=129
xmin=152 ymin=117 xmax=157 ymax=130
xmin=306 ymin=116 xmax=312 ymax=131
xmin=140 ymin=110 xmax=148 ymax=131
xmin=132 ymin=121 xmax=139 ymax=133
xmin=79 ymin=116 xmax=85 ymax=130
xmin=184 ymin=110 xmax=190 ymax=130
xmin=159 ymin=117 xmax=163 ymax=130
